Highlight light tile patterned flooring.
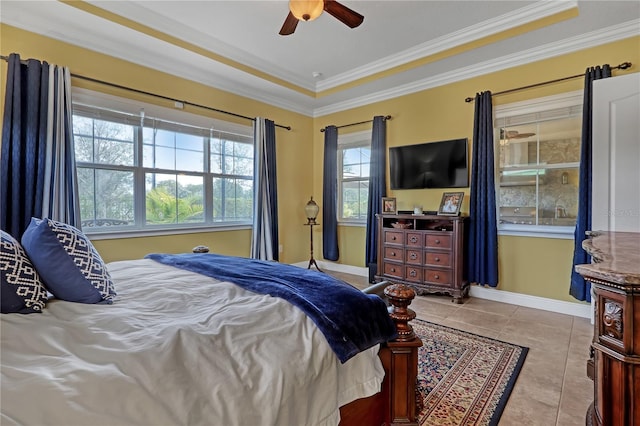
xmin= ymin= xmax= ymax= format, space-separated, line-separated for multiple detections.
xmin=328 ymin=270 xmax=594 ymax=426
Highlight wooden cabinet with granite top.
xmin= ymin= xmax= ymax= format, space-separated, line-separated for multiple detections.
xmin=575 ymin=231 xmax=640 ymax=426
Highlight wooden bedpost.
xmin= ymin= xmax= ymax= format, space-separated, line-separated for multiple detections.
xmin=380 ymin=283 xmax=422 ymax=425
xmin=339 ymin=282 xmax=422 ymax=426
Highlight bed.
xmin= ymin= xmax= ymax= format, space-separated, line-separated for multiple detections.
xmin=1 ymin=221 xmax=421 ymax=426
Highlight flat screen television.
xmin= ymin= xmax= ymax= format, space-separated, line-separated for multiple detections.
xmin=389 ymin=138 xmax=469 ymax=189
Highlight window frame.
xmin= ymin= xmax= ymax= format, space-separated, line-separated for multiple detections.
xmin=494 ymin=90 xmax=583 ymax=239
xmin=337 ymin=130 xmax=371 ymax=225
xmin=72 ymin=88 xmax=254 ymax=239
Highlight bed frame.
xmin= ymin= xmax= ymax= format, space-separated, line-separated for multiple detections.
xmin=339 ymin=282 xmax=422 ymax=426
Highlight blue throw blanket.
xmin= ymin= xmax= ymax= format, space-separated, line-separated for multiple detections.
xmin=145 ymin=253 xmax=397 ymax=363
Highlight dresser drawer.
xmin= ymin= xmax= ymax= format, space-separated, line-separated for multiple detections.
xmin=405 ymin=266 xmax=422 ymax=283
xmin=424 ymin=269 xmax=452 ymax=286
xmin=406 ymin=232 xmax=423 ymax=247
xmin=384 ymin=247 xmax=404 ymax=262
xmin=384 ymin=230 xmax=403 ymax=244
xmin=425 ymin=252 xmax=451 ymax=267
xmin=383 ymin=262 xmax=403 ymax=279
xmin=406 ymin=249 xmax=422 ymax=265
xmin=425 ymin=233 xmax=452 ymax=249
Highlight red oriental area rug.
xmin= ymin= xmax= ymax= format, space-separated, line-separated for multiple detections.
xmin=414 ymin=319 xmax=528 ymax=426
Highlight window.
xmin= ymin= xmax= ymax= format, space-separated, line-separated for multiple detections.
xmin=494 ymin=91 xmax=582 ymax=238
xmin=338 ymin=131 xmax=371 ymax=222
xmin=72 ymin=95 xmax=253 ymax=235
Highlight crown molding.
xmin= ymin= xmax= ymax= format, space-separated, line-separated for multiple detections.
xmin=315 ymin=0 xmax=578 ymax=92
xmin=312 ymin=19 xmax=640 ymax=117
xmin=81 ymin=0 xmax=317 ymax=92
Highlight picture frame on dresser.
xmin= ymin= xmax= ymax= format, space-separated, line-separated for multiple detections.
xmin=437 ymin=192 xmax=463 ymax=216
xmin=381 ymin=197 xmax=397 ymax=215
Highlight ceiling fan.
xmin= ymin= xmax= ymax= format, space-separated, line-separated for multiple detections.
xmin=500 ymin=129 xmax=536 ymax=139
xmin=279 ymin=0 xmax=364 ymax=36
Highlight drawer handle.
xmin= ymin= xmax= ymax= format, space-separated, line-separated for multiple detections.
xmin=410 ymin=236 xmax=418 ymax=243
xmin=435 ymin=257 xmax=440 ymax=262
xmin=410 ymin=270 xmax=417 ymax=277
xmin=391 ymin=252 xmax=396 ymax=257
xmin=410 ymin=253 xmax=417 ymax=260
xmin=390 ymin=267 xmax=395 ymax=272
xmin=391 ymin=236 xmax=396 ymax=241
xmin=434 ymin=274 xmax=440 ymax=279
xmin=435 ymin=239 xmax=440 ymax=244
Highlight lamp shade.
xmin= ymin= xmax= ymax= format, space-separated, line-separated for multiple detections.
xmin=289 ymin=0 xmax=324 ymax=21
xmin=305 ymin=197 xmax=320 ymax=224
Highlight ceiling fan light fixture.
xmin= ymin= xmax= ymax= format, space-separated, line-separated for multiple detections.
xmin=289 ymin=0 xmax=324 ymax=21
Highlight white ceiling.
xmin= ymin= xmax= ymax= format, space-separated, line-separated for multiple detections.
xmin=1 ymin=1 xmax=638 ymax=117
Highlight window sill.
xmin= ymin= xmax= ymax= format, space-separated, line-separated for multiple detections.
xmin=498 ymin=224 xmax=574 ymax=239
xmin=84 ymin=223 xmax=252 ymax=240
xmin=338 ymin=221 xmax=366 ymax=228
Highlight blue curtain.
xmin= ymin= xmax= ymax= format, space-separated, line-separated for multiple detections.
xmin=322 ymin=125 xmax=339 ymax=261
xmin=468 ymin=91 xmax=499 ymax=287
xmin=570 ymin=65 xmax=612 ymax=302
xmin=365 ymin=116 xmax=387 ymax=268
xmin=1 ymin=53 xmax=79 ymax=239
xmin=250 ymin=118 xmax=279 ymax=261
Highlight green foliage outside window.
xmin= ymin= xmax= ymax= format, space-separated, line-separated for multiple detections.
xmin=73 ymin=111 xmax=253 ymax=231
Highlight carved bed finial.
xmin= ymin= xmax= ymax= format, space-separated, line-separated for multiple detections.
xmin=384 ymin=283 xmax=417 ymax=341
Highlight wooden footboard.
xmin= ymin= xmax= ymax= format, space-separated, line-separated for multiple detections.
xmin=339 ymin=283 xmax=422 ymax=426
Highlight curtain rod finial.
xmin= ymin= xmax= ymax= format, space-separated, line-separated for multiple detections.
xmin=465 ymin=97 xmax=474 ymax=103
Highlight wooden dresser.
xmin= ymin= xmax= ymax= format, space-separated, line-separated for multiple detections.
xmin=574 ymin=231 xmax=640 ymax=426
xmin=375 ymin=213 xmax=467 ymax=303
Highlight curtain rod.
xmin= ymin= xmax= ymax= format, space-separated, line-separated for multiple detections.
xmin=464 ymin=61 xmax=632 ymax=103
xmin=1 ymin=54 xmax=291 ymax=131
xmin=320 ymin=115 xmax=392 ymax=132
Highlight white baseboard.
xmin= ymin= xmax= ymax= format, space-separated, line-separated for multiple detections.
xmin=295 ymin=260 xmax=591 ymax=319
xmin=292 ymin=260 xmax=369 ymax=277
xmin=468 ymin=285 xmax=591 ymax=318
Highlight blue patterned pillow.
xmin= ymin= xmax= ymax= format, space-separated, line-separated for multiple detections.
xmin=1 ymin=230 xmax=48 ymax=313
xmin=21 ymin=218 xmax=116 ymax=304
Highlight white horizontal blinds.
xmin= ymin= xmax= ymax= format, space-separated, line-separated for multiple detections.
xmin=495 ymin=105 xmax=582 ymax=127
xmin=73 ymin=104 xmax=139 ymax=126
xmin=211 ymin=129 xmax=253 ymax=145
xmin=74 ymin=104 xmax=244 ymax=140
xmin=150 ymin=118 xmax=210 ymax=138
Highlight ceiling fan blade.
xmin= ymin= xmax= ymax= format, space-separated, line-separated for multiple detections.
xmin=323 ymin=0 xmax=364 ymax=28
xmin=279 ymin=12 xmax=299 ymax=35
xmin=513 ymin=132 xmax=536 ymax=139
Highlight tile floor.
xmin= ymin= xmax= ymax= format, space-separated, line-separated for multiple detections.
xmin=328 ymin=270 xmax=594 ymax=426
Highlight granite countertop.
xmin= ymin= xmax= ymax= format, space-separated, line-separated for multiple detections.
xmin=574 ymin=231 xmax=640 ymax=286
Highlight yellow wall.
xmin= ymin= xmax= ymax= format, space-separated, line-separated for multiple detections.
xmin=314 ymin=36 xmax=640 ymax=303
xmin=0 ymin=24 xmax=314 ymax=265
xmin=2 ymin=22 xmax=639 ymax=303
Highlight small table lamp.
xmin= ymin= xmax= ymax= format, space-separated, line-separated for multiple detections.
xmin=304 ymin=197 xmax=322 ymax=271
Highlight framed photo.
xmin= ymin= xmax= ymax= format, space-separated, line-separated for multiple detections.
xmin=437 ymin=192 xmax=464 ymax=216
xmin=381 ymin=197 xmax=397 ymax=215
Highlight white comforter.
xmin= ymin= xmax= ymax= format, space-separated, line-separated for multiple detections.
xmin=1 ymin=259 xmax=384 ymax=426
